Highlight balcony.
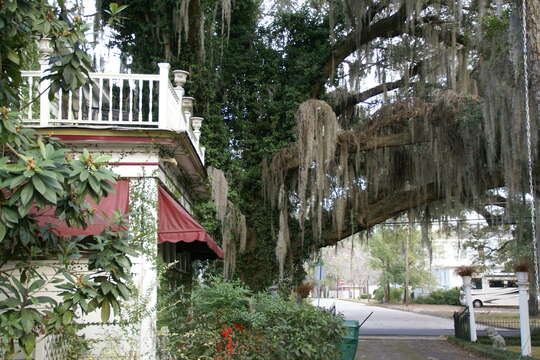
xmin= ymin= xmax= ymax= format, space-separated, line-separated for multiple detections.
xmin=20 ymin=39 xmax=205 ymax=164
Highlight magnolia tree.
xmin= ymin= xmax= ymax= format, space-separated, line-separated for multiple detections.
xmin=0 ymin=1 xmax=133 ymax=358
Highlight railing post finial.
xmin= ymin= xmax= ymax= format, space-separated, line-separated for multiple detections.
xmin=191 ymin=116 xmax=204 ymax=144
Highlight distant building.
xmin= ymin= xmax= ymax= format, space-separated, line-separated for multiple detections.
xmin=311 ymin=235 xmax=380 ymax=299
xmin=429 ymin=228 xmax=508 ymax=290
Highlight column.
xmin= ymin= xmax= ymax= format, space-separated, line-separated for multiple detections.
xmin=157 ymin=63 xmax=170 ymax=130
xmin=517 ymin=271 xmax=532 ymax=356
xmin=130 ymin=177 xmax=159 ymax=360
xmin=38 ymin=38 xmax=53 ymax=126
xmin=462 ymin=275 xmax=477 ymax=342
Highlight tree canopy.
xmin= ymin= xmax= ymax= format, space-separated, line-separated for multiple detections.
xmin=39 ymin=0 xmax=540 ymax=289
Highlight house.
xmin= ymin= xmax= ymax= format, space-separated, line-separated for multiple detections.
xmin=423 ymin=227 xmax=508 ymax=293
xmin=17 ymin=38 xmax=223 ymax=359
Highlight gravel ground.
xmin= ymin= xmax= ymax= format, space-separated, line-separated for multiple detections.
xmin=356 ymin=337 xmax=489 ymax=360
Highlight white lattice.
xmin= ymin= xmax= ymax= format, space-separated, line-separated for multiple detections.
xmin=37 ymin=334 xmax=69 ymax=360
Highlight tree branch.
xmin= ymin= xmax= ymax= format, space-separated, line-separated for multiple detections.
xmin=312 ymin=2 xmax=467 ymax=98
xmin=312 ymin=4 xmax=410 ymax=97
xmin=333 ymin=63 xmax=423 ymax=116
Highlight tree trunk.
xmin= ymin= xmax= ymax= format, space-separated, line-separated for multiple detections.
xmin=188 ymin=0 xmax=204 ymax=62
xmin=404 ymin=225 xmax=411 ymax=304
xmin=529 ymin=267 xmax=539 ymax=316
xmin=385 ymin=261 xmax=391 ymax=303
xmin=526 ymin=0 xmax=540 ymax=116
xmin=525 ymin=0 xmax=540 ymax=317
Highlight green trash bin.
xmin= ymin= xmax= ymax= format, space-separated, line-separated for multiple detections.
xmin=340 ymin=320 xmax=360 ymax=360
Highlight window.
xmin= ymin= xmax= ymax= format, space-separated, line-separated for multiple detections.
xmin=488 ymin=280 xmax=505 ymax=288
xmin=472 ymin=278 xmax=483 ymax=289
xmin=159 ymin=243 xmax=191 ymax=273
xmin=506 ymin=280 xmax=518 ymax=288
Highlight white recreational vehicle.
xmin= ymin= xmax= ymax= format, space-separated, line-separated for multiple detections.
xmin=459 ymin=273 xmax=518 ymax=307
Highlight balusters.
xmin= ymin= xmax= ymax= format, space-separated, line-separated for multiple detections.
xmin=58 ymin=89 xmax=63 ymax=121
xmin=78 ymin=86 xmax=83 ymax=122
xmin=119 ymin=79 xmax=124 ymax=121
xmin=88 ymin=82 xmax=93 ymax=121
xmin=27 ymin=77 xmax=33 ymax=121
xmin=108 ymin=79 xmax=113 ymax=122
xmin=19 ymin=70 xmax=171 ymax=127
xmin=138 ymin=79 xmax=143 ymax=122
xmin=67 ymin=90 xmax=73 ymax=121
xmin=98 ymin=78 xmax=103 ymax=122
xmin=129 ymin=80 xmax=134 ymax=122
xmin=149 ymin=80 xmax=154 ymax=123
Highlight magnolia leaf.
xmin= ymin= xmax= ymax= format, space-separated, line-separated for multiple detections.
xmin=32 ymin=175 xmax=47 ymax=196
xmin=101 ymin=299 xmax=110 ymax=322
xmin=0 ymin=298 xmax=19 ymax=308
xmin=110 ymin=298 xmax=120 ymax=316
xmin=21 ymin=309 xmax=34 ymax=333
xmin=41 ymin=188 xmax=57 ymax=204
xmin=18 ymin=200 xmax=33 ymax=217
xmin=101 ymin=281 xmax=113 ymax=295
xmin=88 ymin=176 xmax=101 ymax=196
xmin=28 ymin=279 xmax=46 ymax=293
xmin=9 ymin=175 xmax=26 ymax=189
xmin=62 ymin=311 xmax=72 ymax=325
xmin=3 ymin=208 xmax=18 ymax=223
xmin=6 ymin=50 xmax=20 ymax=65
xmin=20 ymin=183 xmax=34 ymax=206
xmin=117 ymin=283 xmax=130 ymax=299
xmin=20 ymin=334 xmax=35 ymax=355
xmin=0 ymin=222 xmax=6 ymax=242
xmin=34 ymin=296 xmax=57 ymax=306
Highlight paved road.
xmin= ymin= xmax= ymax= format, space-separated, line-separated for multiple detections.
xmin=315 ymin=299 xmax=500 ymax=359
xmin=316 ymin=299 xmax=455 ymax=336
xmin=316 ymin=298 xmax=518 ymax=337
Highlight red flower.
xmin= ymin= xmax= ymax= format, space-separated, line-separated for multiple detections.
xmin=226 ymin=337 xmax=234 ymax=354
xmin=233 ymin=323 xmax=244 ymax=333
xmin=221 ymin=326 xmax=233 ymax=338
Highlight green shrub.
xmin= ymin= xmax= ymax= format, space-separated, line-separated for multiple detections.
xmin=165 ymin=278 xmax=345 ymax=360
xmin=360 ymin=294 xmax=371 ymax=300
xmin=373 ymin=287 xmax=403 ymax=302
xmin=413 ymin=288 xmax=460 ymax=305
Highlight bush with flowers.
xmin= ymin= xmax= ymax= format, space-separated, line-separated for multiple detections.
xmin=159 ymin=277 xmax=344 ymax=360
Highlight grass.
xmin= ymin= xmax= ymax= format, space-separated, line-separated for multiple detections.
xmin=448 ymin=336 xmax=538 ymax=359
xmin=374 ymin=303 xmax=540 ymax=330
xmin=508 ymin=346 xmax=540 ymax=358
xmin=423 ymin=310 xmax=455 ymax=318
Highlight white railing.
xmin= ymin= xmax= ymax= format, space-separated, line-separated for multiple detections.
xmin=21 ymin=70 xmax=163 ymax=127
xmin=20 ymin=39 xmax=205 ymax=164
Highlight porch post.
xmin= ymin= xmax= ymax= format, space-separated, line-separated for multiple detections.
xmin=462 ymin=276 xmax=477 ymax=342
xmin=38 ymin=38 xmax=52 ymax=126
xmin=130 ymin=177 xmax=159 ymax=360
xmin=158 ymin=63 xmax=170 ymax=130
xmin=517 ymin=271 xmax=532 ymax=356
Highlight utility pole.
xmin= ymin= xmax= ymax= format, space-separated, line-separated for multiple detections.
xmin=404 ymin=223 xmax=411 ymax=304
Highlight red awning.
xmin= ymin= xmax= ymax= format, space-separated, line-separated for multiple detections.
xmin=158 ymin=186 xmax=224 ymax=260
xmin=34 ymin=180 xmax=130 ymax=236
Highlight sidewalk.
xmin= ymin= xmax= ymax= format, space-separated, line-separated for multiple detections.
xmin=356 ymin=337 xmax=489 ymax=360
